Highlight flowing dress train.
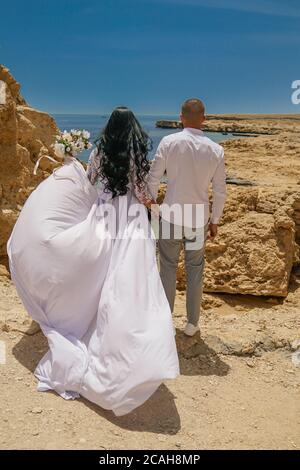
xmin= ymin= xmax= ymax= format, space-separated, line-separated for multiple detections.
xmin=7 ymin=157 xmax=179 ymax=416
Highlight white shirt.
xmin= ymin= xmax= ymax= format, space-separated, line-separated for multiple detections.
xmin=147 ymin=127 xmax=226 ymax=228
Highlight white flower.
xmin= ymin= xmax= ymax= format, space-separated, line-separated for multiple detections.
xmin=66 ymin=134 xmax=73 ymax=143
xmin=54 ymin=143 xmax=65 ymax=159
xmin=55 ymin=129 xmax=91 ymax=157
xmin=82 ymin=130 xmax=90 ymax=139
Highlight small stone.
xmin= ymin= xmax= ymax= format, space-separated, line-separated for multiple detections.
xmin=79 ymin=438 xmax=86 ymax=444
xmin=31 ymin=407 xmax=43 ymax=414
xmin=246 ymin=359 xmax=256 ymax=368
xmin=235 ymin=305 xmax=245 ymax=312
xmin=32 ymin=431 xmax=39 ymax=436
xmin=265 ymin=298 xmax=278 ymax=305
xmin=225 ymin=314 xmax=238 ymax=321
xmin=26 ymin=321 xmax=41 ymax=335
xmin=291 ymin=339 xmax=300 ymax=351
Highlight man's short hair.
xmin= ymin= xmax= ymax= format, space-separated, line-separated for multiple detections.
xmin=181 ymin=98 xmax=205 ymax=117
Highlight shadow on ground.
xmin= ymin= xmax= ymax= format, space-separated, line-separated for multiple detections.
xmin=175 ymin=329 xmax=230 ymax=377
xmin=80 ymin=383 xmax=180 ymax=435
xmin=12 ymin=327 xmax=180 ymax=434
xmin=12 ymin=322 xmax=230 ymax=434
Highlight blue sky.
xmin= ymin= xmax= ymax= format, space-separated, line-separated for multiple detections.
xmin=1 ymin=0 xmax=299 ymax=114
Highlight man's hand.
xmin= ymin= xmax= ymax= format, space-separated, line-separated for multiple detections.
xmin=208 ymin=223 xmax=218 ymax=240
xmin=145 ymin=200 xmax=160 ymax=219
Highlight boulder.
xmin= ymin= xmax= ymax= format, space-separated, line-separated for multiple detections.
xmin=175 ymin=186 xmax=299 ymax=297
xmin=204 ymin=211 xmax=294 ymax=297
xmin=0 ymin=65 xmax=60 ymax=257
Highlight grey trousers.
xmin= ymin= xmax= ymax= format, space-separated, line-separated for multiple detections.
xmin=159 ymin=221 xmax=208 ymax=326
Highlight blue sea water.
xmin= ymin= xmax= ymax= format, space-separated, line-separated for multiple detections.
xmin=52 ymin=114 xmax=236 ymax=162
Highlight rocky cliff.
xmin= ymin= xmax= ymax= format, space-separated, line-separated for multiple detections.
xmin=0 ymin=65 xmax=59 ymax=262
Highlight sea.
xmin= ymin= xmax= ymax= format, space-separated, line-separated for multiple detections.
xmin=52 ymin=114 xmax=237 ymax=162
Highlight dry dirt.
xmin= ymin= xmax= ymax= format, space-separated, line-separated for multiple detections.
xmin=1 ymin=274 xmax=299 ymax=450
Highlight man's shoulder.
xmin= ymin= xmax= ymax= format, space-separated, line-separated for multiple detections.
xmin=159 ymin=131 xmax=224 ymax=158
xmin=159 ymin=131 xmax=185 ymax=145
xmin=200 ymin=136 xmax=224 ymax=158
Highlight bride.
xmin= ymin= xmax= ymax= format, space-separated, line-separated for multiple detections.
xmin=7 ymin=107 xmax=179 ymax=416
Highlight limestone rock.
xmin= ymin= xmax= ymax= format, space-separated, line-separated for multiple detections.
xmin=0 ymin=65 xmax=60 ymax=257
xmin=204 ymin=211 xmax=294 ymax=297
xmin=176 ymin=186 xmax=298 ymax=297
xmin=0 ymin=264 xmax=10 ymax=278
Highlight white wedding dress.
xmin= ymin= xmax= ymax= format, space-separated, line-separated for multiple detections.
xmin=7 ymin=157 xmax=179 ymax=416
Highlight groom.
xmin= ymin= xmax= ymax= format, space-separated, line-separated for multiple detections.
xmin=147 ymin=98 xmax=226 ymax=336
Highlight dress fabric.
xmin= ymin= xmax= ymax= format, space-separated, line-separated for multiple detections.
xmin=7 ymin=156 xmax=179 ymax=416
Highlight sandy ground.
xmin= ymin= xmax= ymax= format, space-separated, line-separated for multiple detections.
xmin=1 ymin=276 xmax=299 ymax=450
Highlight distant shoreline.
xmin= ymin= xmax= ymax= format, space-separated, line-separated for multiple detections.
xmin=51 ymin=113 xmax=300 ymax=118
xmin=156 ymin=114 xmax=300 ymax=135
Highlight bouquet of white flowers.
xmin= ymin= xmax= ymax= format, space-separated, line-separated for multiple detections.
xmin=54 ymin=129 xmax=93 ymax=159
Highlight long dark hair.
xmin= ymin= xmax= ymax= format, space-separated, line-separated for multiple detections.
xmin=95 ymin=107 xmax=152 ymax=198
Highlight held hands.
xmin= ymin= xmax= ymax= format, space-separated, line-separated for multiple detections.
xmin=145 ymin=200 xmax=160 ymax=219
xmin=208 ymin=223 xmax=218 ymax=241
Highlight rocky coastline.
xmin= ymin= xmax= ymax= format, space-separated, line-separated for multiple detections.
xmin=156 ymin=114 xmax=300 ymax=135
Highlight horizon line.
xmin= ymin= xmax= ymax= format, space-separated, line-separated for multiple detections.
xmin=50 ymin=112 xmax=300 ymax=117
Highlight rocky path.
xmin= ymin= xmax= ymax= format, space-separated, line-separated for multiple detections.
xmin=1 ymin=277 xmax=299 ymax=450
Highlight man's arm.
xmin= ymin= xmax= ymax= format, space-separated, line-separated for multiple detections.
xmin=209 ymin=150 xmax=226 ymax=239
xmin=147 ymin=139 xmax=167 ymax=200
